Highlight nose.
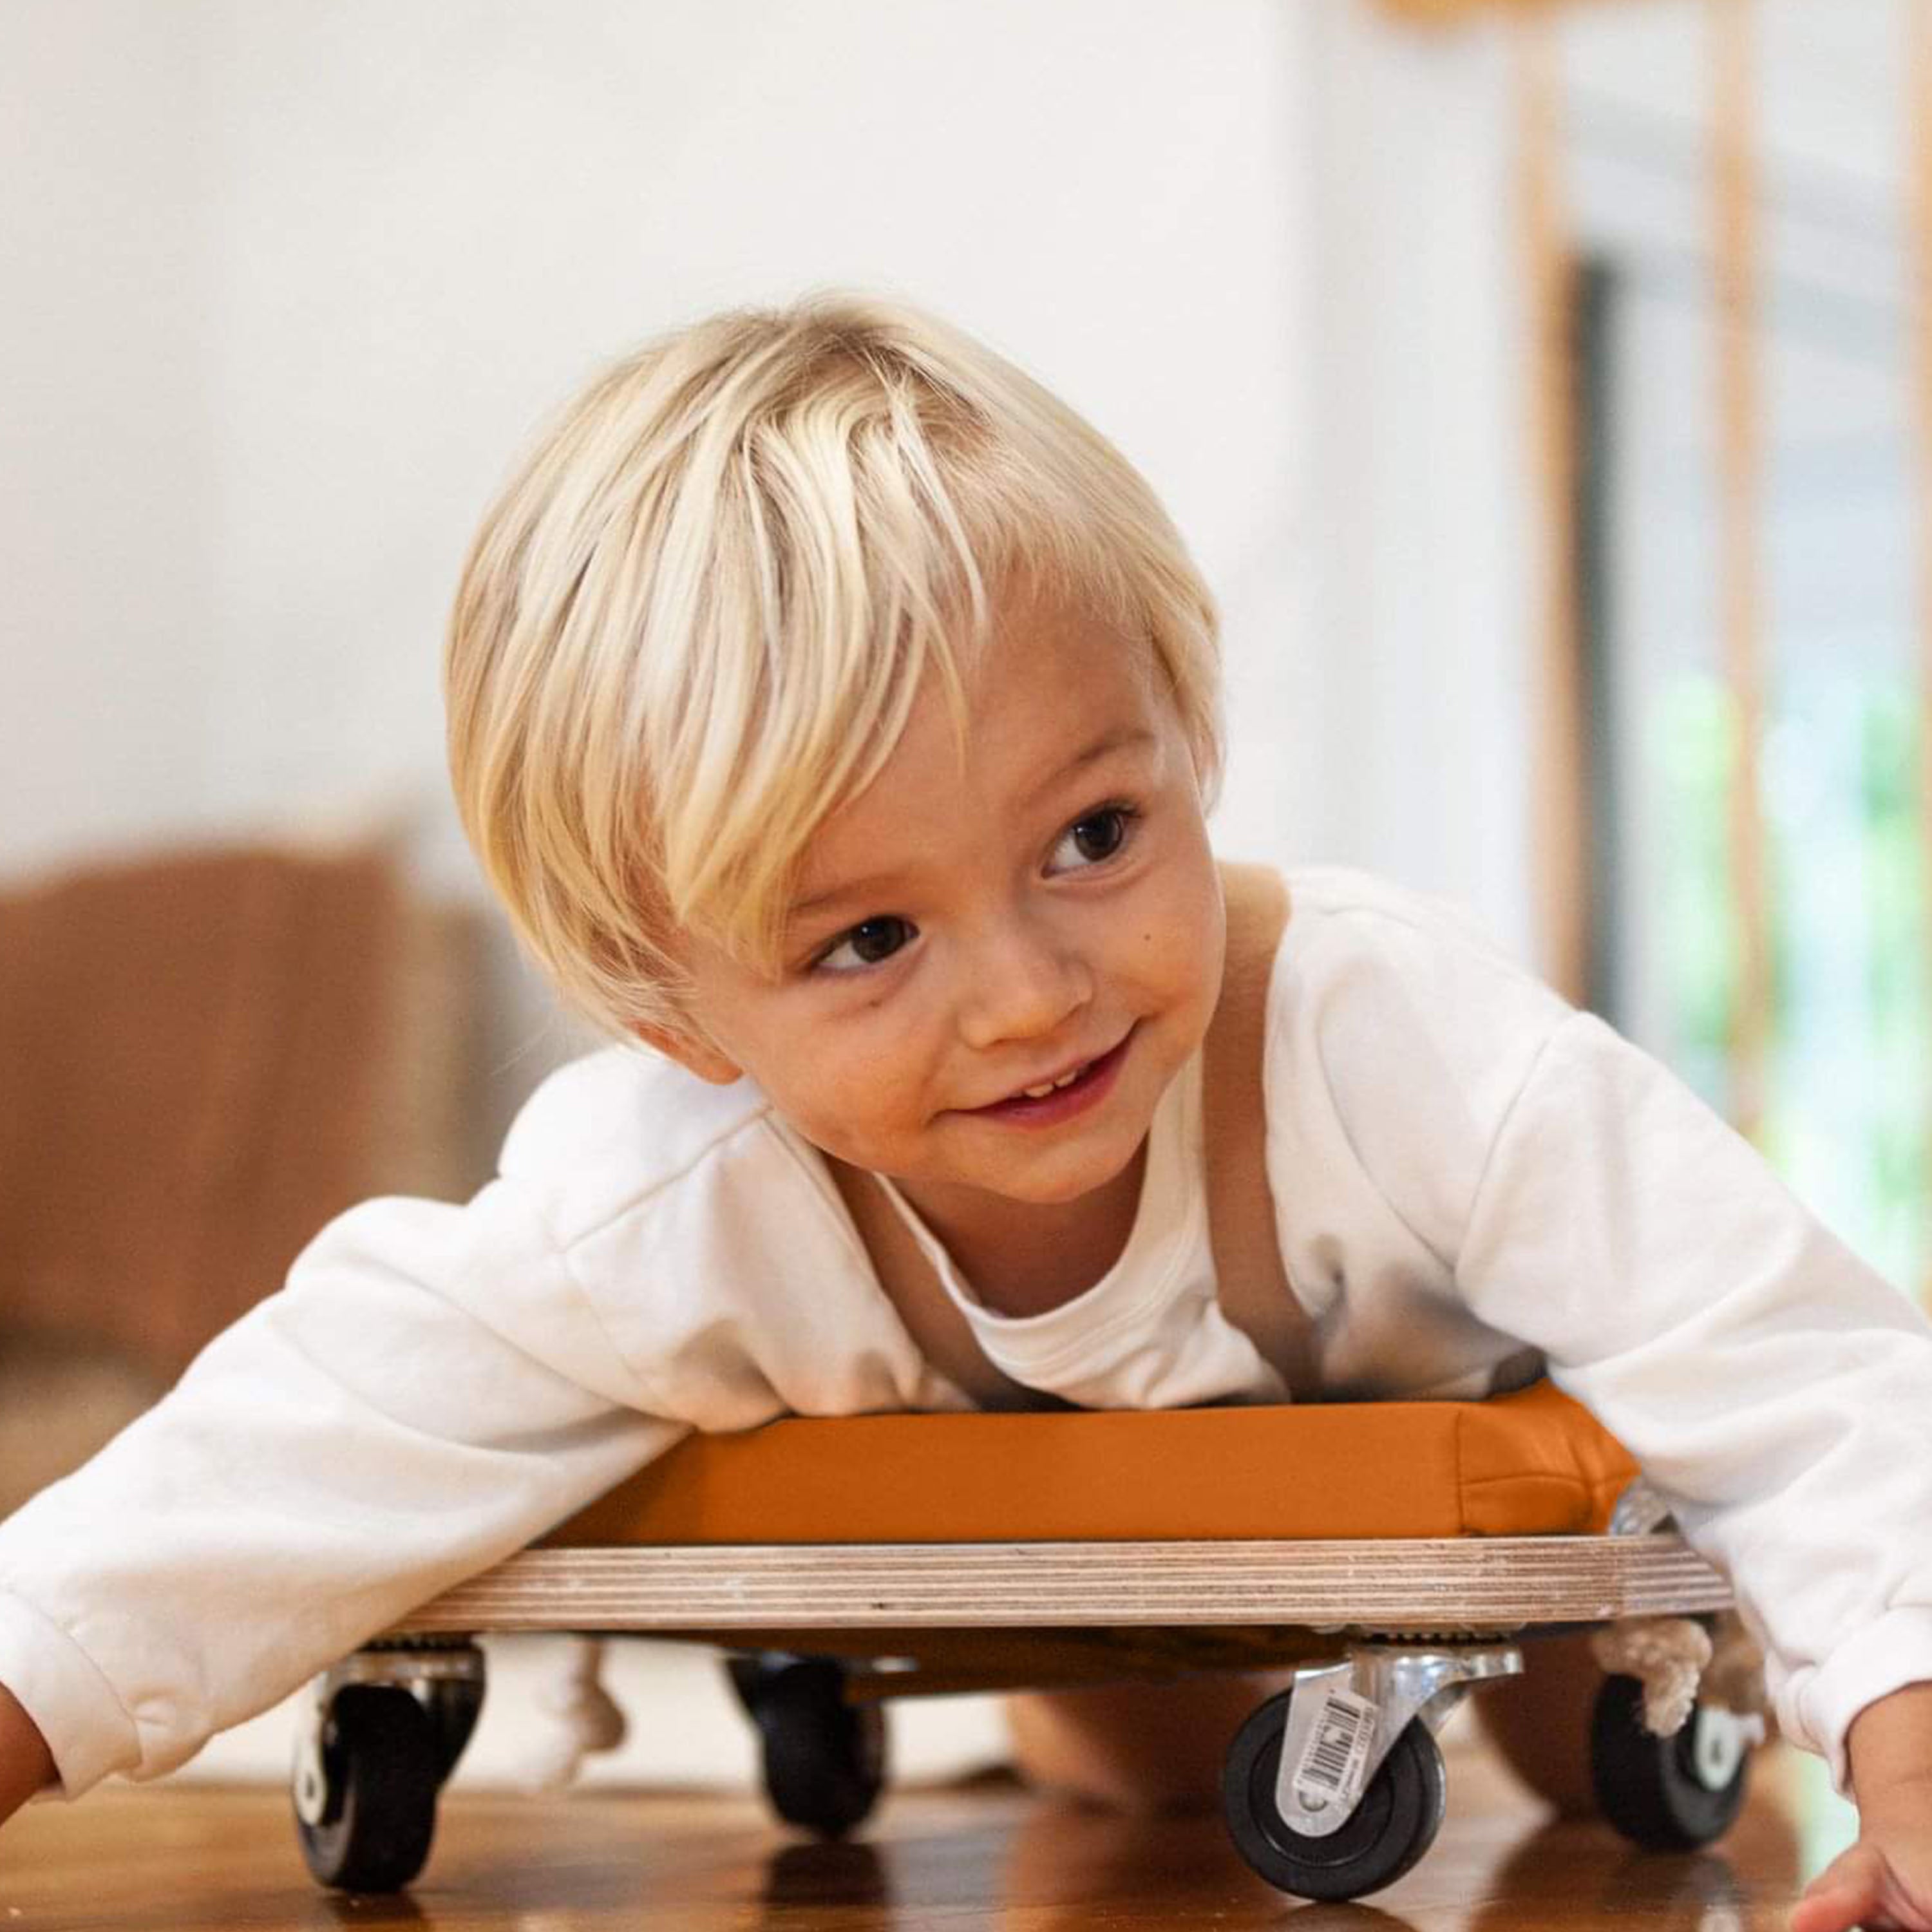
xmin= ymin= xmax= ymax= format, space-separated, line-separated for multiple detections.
xmin=954 ymin=907 xmax=1094 ymax=1052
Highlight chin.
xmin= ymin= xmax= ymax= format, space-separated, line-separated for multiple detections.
xmin=1000 ymin=1144 xmax=1142 ymax=1208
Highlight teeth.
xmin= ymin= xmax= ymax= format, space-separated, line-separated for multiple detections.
xmin=1019 ymin=1064 xmax=1086 ymax=1100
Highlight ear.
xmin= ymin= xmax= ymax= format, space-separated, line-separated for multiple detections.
xmin=630 ymin=1022 xmax=743 ymax=1086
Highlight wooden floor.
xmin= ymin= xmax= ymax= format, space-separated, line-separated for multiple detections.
xmin=0 ymin=1736 xmax=1841 ymax=1930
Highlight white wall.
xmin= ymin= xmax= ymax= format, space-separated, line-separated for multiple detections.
xmin=3 ymin=4 xmax=1287 ymax=853
xmin=0 ymin=7 xmax=224 ymax=860
xmin=1290 ymin=3 xmax=1537 ymax=962
xmin=1 ymin=1 xmax=1553 ymax=1047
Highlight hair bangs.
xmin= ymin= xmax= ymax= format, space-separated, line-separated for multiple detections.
xmin=445 ymin=292 xmax=1223 ymax=1042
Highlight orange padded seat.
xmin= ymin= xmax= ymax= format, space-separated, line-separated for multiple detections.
xmin=545 ymin=1381 xmax=1636 ymax=1548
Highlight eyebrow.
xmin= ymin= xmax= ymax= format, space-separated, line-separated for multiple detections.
xmin=1023 ymin=723 xmax=1156 ymax=810
xmin=786 ymin=724 xmax=1158 ymax=925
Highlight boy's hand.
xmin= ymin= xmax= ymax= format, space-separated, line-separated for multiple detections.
xmin=1792 ymin=1684 xmax=1932 ymax=1932
xmin=1794 ymin=1832 xmax=1932 ymax=1932
xmin=0 ymin=1681 xmax=56 ymax=1830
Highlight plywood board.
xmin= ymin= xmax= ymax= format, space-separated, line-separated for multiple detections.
xmin=396 ymin=1533 xmax=1729 ymax=1636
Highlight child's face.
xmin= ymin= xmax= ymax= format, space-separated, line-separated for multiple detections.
xmin=643 ymin=589 xmax=1226 ymax=1238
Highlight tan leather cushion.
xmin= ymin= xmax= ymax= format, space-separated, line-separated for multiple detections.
xmin=545 ymin=1380 xmax=1637 ymax=1547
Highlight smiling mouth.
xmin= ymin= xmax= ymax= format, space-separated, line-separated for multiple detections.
xmin=968 ymin=1029 xmax=1135 ymax=1119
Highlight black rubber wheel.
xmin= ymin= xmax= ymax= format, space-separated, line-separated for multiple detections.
xmin=1221 ymin=1688 xmax=1446 ymax=1901
xmin=424 ymin=1675 xmax=484 ymax=1784
xmin=294 ymin=1684 xmax=441 ymax=1893
xmin=1589 ymin=1674 xmax=1751 ymax=1850
xmin=728 ymin=1654 xmax=887 ymax=1838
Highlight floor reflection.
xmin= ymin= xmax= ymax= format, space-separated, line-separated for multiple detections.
xmin=0 ymin=1744 xmax=1846 ymax=1932
xmin=750 ymin=1790 xmax=1285 ymax=1927
xmin=307 ymin=1889 xmax=431 ymax=1929
xmin=741 ymin=1752 xmax=1819 ymax=1930
xmin=1456 ymin=1747 xmax=1803 ymax=1931
xmin=999 ymin=1794 xmax=1288 ymax=1924
xmin=1472 ymin=1824 xmax=1754 ymax=1927
xmin=1268 ymin=1907 xmax=1419 ymax=1931
xmin=759 ymin=1837 xmax=895 ymax=1914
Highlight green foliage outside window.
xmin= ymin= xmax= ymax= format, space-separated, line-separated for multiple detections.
xmin=1650 ymin=674 xmax=1931 ymax=1298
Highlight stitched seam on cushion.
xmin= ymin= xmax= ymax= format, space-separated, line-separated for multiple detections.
xmin=1460 ymin=1474 xmax=1587 ymax=1493
xmin=1454 ymin=1405 xmax=1470 ymax=1537
xmin=1459 ymin=1473 xmax=1589 ymax=1540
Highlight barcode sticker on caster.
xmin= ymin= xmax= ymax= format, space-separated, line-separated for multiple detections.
xmin=1293 ymin=1687 xmax=1378 ymax=1814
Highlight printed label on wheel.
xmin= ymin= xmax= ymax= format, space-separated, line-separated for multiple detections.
xmin=1293 ymin=1687 xmax=1378 ymax=1815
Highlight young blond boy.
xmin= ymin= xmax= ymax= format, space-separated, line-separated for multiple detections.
xmin=1 ymin=295 xmax=1929 ymax=1930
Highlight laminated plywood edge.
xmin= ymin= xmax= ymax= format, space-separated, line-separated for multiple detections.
xmin=395 ymin=1533 xmax=1730 ymax=1636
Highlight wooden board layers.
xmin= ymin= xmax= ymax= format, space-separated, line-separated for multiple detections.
xmin=394 ymin=1532 xmax=1729 ymax=1637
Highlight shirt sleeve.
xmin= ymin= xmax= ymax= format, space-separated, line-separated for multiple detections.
xmin=0 ymin=1175 xmax=681 ymax=1797
xmin=1454 ymin=1009 xmax=1932 ymax=1792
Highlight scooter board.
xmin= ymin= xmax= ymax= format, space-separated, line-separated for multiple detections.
xmin=293 ymin=1387 xmax=1745 ymax=1902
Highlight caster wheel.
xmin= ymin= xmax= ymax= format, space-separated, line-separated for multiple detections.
xmin=1590 ymin=1675 xmax=1752 ymax=1850
xmin=423 ymin=1674 xmax=484 ymax=1783
xmin=294 ymin=1684 xmax=441 ymax=1892
xmin=728 ymin=1654 xmax=887 ymax=1837
xmin=1222 ymin=1688 xmax=1446 ymax=1901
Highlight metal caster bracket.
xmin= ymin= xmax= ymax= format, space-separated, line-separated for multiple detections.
xmin=1273 ymin=1643 xmax=1523 ymax=1837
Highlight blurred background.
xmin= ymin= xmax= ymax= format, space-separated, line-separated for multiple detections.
xmin=0 ymin=0 xmax=1924 ymax=1810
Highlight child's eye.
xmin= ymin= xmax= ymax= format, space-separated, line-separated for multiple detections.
xmin=1046 ymin=803 xmax=1139 ymax=876
xmin=815 ymin=915 xmax=917 ymax=974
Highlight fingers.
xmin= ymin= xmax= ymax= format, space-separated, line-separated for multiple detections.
xmin=1789 ymin=1886 xmax=1875 ymax=1932
xmin=1789 ymin=1844 xmax=1907 ymax=1932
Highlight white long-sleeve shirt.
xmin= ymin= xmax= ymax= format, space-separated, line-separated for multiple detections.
xmin=3 ymin=866 xmax=1930 ymax=1797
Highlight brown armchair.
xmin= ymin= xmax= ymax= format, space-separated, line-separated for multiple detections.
xmin=0 ymin=839 xmax=484 ymax=1513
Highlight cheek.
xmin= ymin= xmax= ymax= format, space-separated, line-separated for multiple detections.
xmin=1149 ymin=930 xmax=1219 ymax=1019
xmin=1128 ymin=865 xmax=1222 ymax=993
xmin=761 ymin=1012 xmax=930 ymax=1143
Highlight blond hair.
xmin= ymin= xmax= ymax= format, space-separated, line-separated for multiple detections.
xmin=446 ymin=291 xmax=1222 ymax=1040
